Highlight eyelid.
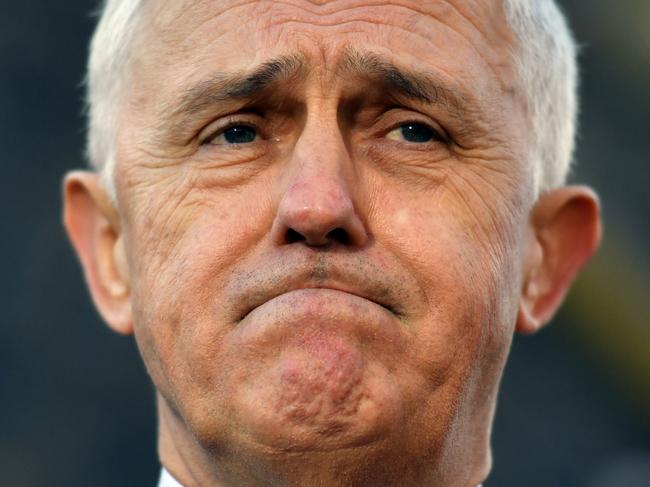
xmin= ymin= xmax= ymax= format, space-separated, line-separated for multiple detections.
xmin=377 ymin=108 xmax=449 ymax=142
xmin=384 ymin=119 xmax=448 ymax=144
xmin=199 ymin=114 xmax=264 ymax=145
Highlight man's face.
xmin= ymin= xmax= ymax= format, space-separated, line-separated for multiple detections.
xmin=115 ymin=0 xmax=530 ymax=482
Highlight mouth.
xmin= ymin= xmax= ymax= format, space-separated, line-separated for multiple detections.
xmin=226 ymin=262 xmax=412 ymax=379
xmin=225 ymin=255 xmax=412 ymax=327
xmin=238 ymin=284 xmax=398 ymax=322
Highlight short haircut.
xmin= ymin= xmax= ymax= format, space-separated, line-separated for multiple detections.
xmin=85 ymin=0 xmax=578 ymax=199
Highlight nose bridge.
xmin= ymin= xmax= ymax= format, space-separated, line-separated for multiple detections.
xmin=291 ymin=114 xmax=350 ymax=209
xmin=272 ymin=108 xmax=368 ymax=247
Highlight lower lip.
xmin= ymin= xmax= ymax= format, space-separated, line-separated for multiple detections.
xmin=230 ymin=288 xmax=402 ymax=349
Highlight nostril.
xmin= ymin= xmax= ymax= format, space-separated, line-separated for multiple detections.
xmin=326 ymin=228 xmax=350 ymax=245
xmin=286 ymin=228 xmax=305 ymax=244
xmin=283 ymin=227 xmax=350 ymax=246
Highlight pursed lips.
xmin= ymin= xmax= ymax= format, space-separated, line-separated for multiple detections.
xmin=237 ymin=282 xmax=398 ymax=322
xmin=225 ymin=258 xmax=410 ymax=325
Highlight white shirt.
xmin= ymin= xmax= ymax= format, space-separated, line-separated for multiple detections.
xmin=157 ymin=467 xmax=483 ymax=486
xmin=158 ymin=468 xmax=184 ymax=487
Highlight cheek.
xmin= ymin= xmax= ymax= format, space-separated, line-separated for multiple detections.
xmin=380 ymin=188 xmax=522 ymax=377
xmin=123 ymin=185 xmax=275 ymax=405
xmin=125 ymin=175 xmax=273 ymax=300
xmin=375 ymin=197 xmax=521 ymax=452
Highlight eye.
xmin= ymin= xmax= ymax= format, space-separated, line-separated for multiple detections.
xmin=386 ymin=122 xmax=443 ymax=144
xmin=207 ymin=124 xmax=259 ymax=145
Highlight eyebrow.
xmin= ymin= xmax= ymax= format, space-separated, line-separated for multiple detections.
xmin=171 ymin=54 xmax=307 ymax=118
xmin=160 ymin=49 xmax=472 ymax=140
xmin=338 ymin=49 xmax=467 ymax=118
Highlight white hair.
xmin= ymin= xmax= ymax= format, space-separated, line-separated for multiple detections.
xmin=501 ymin=0 xmax=578 ymax=193
xmin=86 ymin=0 xmax=144 ymax=198
xmin=85 ymin=0 xmax=578 ymax=198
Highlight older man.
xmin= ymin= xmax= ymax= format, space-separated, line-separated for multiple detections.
xmin=63 ymin=0 xmax=601 ymax=485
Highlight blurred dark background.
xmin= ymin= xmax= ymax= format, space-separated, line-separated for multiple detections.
xmin=1 ymin=1 xmax=648 ymax=486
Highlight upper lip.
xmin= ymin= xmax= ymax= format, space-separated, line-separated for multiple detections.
xmin=229 ymin=258 xmax=403 ymax=322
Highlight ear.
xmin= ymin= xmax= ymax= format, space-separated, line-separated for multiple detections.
xmin=516 ymin=186 xmax=602 ymax=334
xmin=63 ymin=171 xmax=133 ymax=335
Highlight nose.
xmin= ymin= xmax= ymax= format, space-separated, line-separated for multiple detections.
xmin=271 ymin=131 xmax=368 ymax=248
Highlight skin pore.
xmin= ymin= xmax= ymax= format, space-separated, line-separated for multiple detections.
xmin=63 ymin=0 xmax=601 ymax=485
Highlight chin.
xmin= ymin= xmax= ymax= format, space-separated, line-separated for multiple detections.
xmin=228 ymin=337 xmax=406 ymax=454
xmin=157 ymin=329 xmax=484 ymax=486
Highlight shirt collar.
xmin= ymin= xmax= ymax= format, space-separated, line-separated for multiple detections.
xmin=158 ymin=468 xmax=184 ymax=487
xmin=158 ymin=467 xmax=483 ymax=486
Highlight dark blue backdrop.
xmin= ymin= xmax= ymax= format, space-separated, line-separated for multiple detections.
xmin=1 ymin=1 xmax=648 ymax=486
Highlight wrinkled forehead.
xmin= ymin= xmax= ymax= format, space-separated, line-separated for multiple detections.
xmin=132 ymin=0 xmax=517 ymax=97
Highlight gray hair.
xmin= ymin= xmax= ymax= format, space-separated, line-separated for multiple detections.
xmin=86 ymin=0 xmax=144 ymax=197
xmin=85 ymin=0 xmax=578 ymax=198
xmin=502 ymin=0 xmax=578 ymax=194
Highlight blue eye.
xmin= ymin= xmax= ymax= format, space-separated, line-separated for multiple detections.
xmin=401 ymin=124 xmax=434 ymax=142
xmin=208 ymin=125 xmax=258 ymax=145
xmin=387 ymin=123 xmax=440 ymax=144
xmin=223 ymin=125 xmax=257 ymax=144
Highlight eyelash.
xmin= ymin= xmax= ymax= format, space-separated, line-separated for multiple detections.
xmin=198 ymin=114 xmax=448 ymax=147
xmin=384 ymin=120 xmax=448 ymax=144
xmin=366 ymin=102 xmax=448 ymax=143
xmin=200 ymin=117 xmax=263 ymax=146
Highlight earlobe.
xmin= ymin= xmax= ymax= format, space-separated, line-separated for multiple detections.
xmin=63 ymin=171 xmax=133 ymax=335
xmin=516 ymin=186 xmax=602 ymax=334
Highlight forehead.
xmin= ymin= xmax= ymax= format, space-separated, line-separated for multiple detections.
xmin=134 ymin=0 xmax=516 ymax=98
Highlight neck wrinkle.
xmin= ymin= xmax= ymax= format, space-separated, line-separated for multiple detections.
xmin=157 ymin=393 xmax=217 ymax=487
